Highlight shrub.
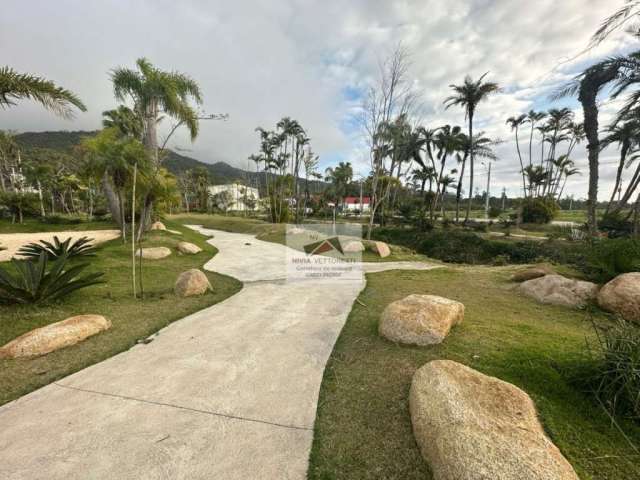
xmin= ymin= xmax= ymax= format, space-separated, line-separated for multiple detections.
xmin=581 ymin=319 xmax=640 ymax=421
xmin=521 ymin=197 xmax=558 ymax=224
xmin=0 ymin=253 xmax=104 ymax=305
xmin=488 ymin=206 xmax=502 ymax=219
xmin=584 ymin=238 xmax=640 ymax=283
xmin=599 ymin=212 xmax=633 ymax=238
xmin=41 ymin=215 xmax=84 ymax=225
xmin=18 ymin=236 xmax=96 ymax=261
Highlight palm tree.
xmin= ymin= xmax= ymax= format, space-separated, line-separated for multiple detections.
xmin=324 ymin=162 xmax=353 ymax=204
xmin=444 ymin=73 xmax=500 ymax=222
xmin=433 ymin=125 xmax=464 ymax=215
xmin=454 ymin=132 xmax=497 ymax=223
xmin=601 ymin=120 xmax=640 ymax=212
xmin=111 ymin=58 xmax=202 ymax=164
xmin=526 ymin=111 xmax=546 ymax=169
xmin=555 ymin=52 xmax=640 ymax=234
xmin=0 ymin=67 xmax=86 ymax=117
xmin=102 ymin=105 xmax=144 ymax=139
xmin=506 ymin=114 xmax=528 ymax=197
xmin=591 ymin=2 xmax=640 ymax=47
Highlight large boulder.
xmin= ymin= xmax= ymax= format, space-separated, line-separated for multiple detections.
xmin=177 ymin=241 xmax=202 ymax=255
xmin=343 ymin=240 xmax=365 ymax=253
xmin=150 ymin=221 xmax=166 ymax=231
xmin=519 ymin=274 xmax=598 ymax=308
xmin=597 ymin=272 xmax=640 ymax=323
xmin=136 ymin=247 xmax=172 ymax=260
xmin=512 ymin=264 xmax=555 ymax=282
xmin=175 ymin=269 xmax=212 ymax=297
xmin=410 ymin=360 xmax=578 ymax=480
xmin=0 ymin=315 xmax=111 ymax=359
xmin=368 ymin=240 xmax=391 ymax=258
xmin=379 ymin=294 xmax=464 ymax=345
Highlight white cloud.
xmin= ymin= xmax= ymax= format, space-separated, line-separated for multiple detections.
xmin=0 ymin=0 xmax=635 ymax=199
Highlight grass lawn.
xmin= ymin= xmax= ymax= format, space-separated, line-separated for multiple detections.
xmin=0 ymin=220 xmax=242 ymax=405
xmin=0 ymin=217 xmax=118 ymax=234
xmin=169 ymin=213 xmax=431 ymax=263
xmin=308 ymin=267 xmax=640 ymax=480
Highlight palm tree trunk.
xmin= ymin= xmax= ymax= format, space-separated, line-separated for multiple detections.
xmin=605 ymin=143 xmax=628 ymax=214
xmin=581 ymin=91 xmax=600 ymax=235
xmin=456 ymin=151 xmax=468 ymax=223
xmin=465 ymin=113 xmax=474 ymax=222
xmin=131 ymin=162 xmax=137 ymax=299
xmin=102 ymin=173 xmax=122 ymax=230
xmin=36 ymin=178 xmax=45 ymax=217
xmin=514 ymin=127 xmax=527 ymax=197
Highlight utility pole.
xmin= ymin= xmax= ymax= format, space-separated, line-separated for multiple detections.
xmin=484 ymin=161 xmax=491 ymax=219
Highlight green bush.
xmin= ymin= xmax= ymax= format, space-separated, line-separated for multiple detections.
xmin=584 ymin=238 xmax=640 ymax=282
xmin=0 ymin=253 xmax=104 ymax=305
xmin=599 ymin=212 xmax=633 ymax=238
xmin=488 ymin=206 xmax=502 ymax=219
xmin=579 ymin=319 xmax=640 ymax=421
xmin=521 ymin=197 xmax=558 ymax=224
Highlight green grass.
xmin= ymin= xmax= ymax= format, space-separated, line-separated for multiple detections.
xmin=0 ymin=220 xmax=242 ymax=405
xmin=0 ymin=217 xmax=117 ymax=234
xmin=309 ymin=267 xmax=640 ymax=480
xmin=169 ymin=213 xmax=431 ymax=263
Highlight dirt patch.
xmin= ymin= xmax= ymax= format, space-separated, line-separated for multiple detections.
xmin=0 ymin=230 xmax=121 ymax=261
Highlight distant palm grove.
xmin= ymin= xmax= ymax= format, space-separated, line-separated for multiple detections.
xmin=1 ymin=4 xmax=640 ymax=244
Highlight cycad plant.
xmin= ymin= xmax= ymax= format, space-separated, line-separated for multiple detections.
xmin=18 ymin=236 xmax=96 ymax=260
xmin=0 ymin=253 xmax=104 ymax=305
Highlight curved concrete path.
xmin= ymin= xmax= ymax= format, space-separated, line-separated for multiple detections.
xmin=0 ymin=227 xmax=437 ymax=480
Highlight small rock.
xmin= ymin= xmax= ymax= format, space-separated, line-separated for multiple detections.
xmin=343 ymin=240 xmax=365 ymax=253
xmin=410 ymin=360 xmax=579 ymax=480
xmin=511 ymin=264 xmax=555 ymax=282
xmin=597 ymin=272 xmax=640 ymax=323
xmin=0 ymin=315 xmax=111 ymax=359
xmin=519 ymin=274 xmax=598 ymax=308
xmin=177 ymin=241 xmax=202 ymax=255
xmin=379 ymin=294 xmax=464 ymax=345
xmin=167 ymin=229 xmax=183 ymax=235
xmin=150 ymin=221 xmax=167 ymax=231
xmin=136 ymin=247 xmax=172 ymax=260
xmin=174 ymin=269 xmax=212 ymax=297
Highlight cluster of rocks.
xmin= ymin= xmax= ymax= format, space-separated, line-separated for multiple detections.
xmin=136 ymin=222 xmax=202 ymax=260
xmin=379 ymin=292 xmax=577 ymax=478
xmin=512 ymin=264 xmax=640 ymax=323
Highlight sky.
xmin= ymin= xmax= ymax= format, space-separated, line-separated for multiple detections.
xmin=0 ymin=0 xmax=637 ymax=200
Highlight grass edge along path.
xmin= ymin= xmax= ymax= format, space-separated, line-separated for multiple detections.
xmin=0 ymin=219 xmax=242 ymax=405
xmin=308 ymin=267 xmax=640 ymax=480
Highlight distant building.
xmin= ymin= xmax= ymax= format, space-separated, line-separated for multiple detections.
xmin=208 ymin=183 xmax=260 ymax=211
xmin=342 ymin=196 xmax=371 ymax=212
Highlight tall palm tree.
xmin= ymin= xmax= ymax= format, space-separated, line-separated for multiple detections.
xmin=0 ymin=66 xmax=86 ymax=117
xmin=444 ymin=73 xmax=499 ymax=222
xmin=555 ymin=51 xmax=640 ymax=234
xmin=506 ymin=114 xmax=528 ymax=197
xmin=526 ymin=110 xmax=546 ymax=169
xmin=111 ymin=58 xmax=202 ymax=164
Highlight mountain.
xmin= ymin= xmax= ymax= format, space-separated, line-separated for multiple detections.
xmin=12 ymin=130 xmax=300 ymax=187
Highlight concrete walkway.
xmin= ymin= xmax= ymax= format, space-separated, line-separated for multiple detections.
xmin=0 ymin=227 xmax=437 ymax=480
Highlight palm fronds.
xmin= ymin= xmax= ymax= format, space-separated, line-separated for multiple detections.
xmin=0 ymin=253 xmax=104 ymax=305
xmin=0 ymin=66 xmax=86 ymax=118
xmin=17 ymin=236 xmax=97 ymax=261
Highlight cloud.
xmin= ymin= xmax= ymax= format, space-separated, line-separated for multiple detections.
xmin=0 ymin=0 xmax=634 ymax=199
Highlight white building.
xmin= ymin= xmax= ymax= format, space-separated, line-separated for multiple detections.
xmin=208 ymin=183 xmax=260 ymax=211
